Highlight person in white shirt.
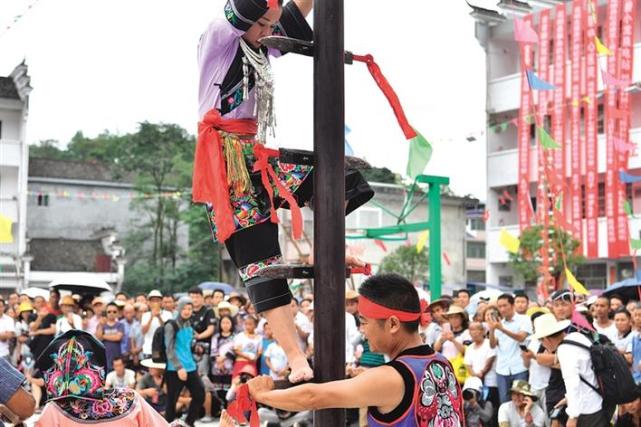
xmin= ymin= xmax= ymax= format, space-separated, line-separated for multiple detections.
xmin=534 ymin=313 xmax=613 ymax=427
xmin=592 ymin=295 xmax=618 ymax=342
xmin=521 ymin=311 xmax=551 ymax=412
xmin=105 ymin=356 xmax=136 ymax=388
xmin=55 ymin=296 xmax=82 ymax=335
xmin=464 ymin=322 xmax=499 ymax=410
xmin=0 ymin=299 xmax=16 ymax=361
xmin=613 ymin=307 xmax=635 ymax=355
xmin=291 ymin=299 xmax=312 ymax=352
xmin=423 ymin=298 xmax=449 ymax=346
xmin=141 ymin=290 xmax=172 ymax=358
xmin=498 ymin=380 xmax=546 ymax=427
xmin=264 ymin=339 xmax=288 ymax=380
xmin=488 ymin=294 xmax=532 ymax=404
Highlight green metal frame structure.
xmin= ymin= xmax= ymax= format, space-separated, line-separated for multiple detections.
xmin=346 ymin=174 xmax=449 ymax=299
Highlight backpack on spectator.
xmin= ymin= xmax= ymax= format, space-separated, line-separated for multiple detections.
xmin=151 ymin=320 xmax=178 ymax=364
xmin=561 ymin=334 xmax=637 ymax=406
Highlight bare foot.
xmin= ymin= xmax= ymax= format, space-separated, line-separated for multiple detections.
xmin=220 ymin=410 xmax=237 ymax=427
xmin=288 ymin=355 xmax=314 ymax=383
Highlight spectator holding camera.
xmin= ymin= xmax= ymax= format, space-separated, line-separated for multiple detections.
xmin=498 ymin=380 xmax=545 ymax=427
xmin=462 ymin=376 xmax=493 ymax=427
xmin=488 ymin=294 xmax=532 ymax=404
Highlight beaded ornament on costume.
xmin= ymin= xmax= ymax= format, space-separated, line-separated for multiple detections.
xmin=239 ymin=37 xmax=276 ymax=143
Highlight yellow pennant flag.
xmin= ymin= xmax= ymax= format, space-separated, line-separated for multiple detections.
xmin=416 ymin=230 xmax=429 ymax=254
xmin=581 ymin=96 xmax=592 ymax=105
xmin=595 ymin=36 xmax=612 ymax=56
xmin=499 ymin=229 xmax=520 ymax=254
xmin=0 ymin=214 xmax=13 ymax=243
xmin=565 ymin=268 xmax=590 ymax=295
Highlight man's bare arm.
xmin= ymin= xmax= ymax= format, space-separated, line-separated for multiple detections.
xmin=250 ymin=365 xmax=404 ymax=412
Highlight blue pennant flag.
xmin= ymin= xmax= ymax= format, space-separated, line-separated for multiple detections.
xmin=526 ymin=69 xmax=556 ymax=91
xmin=345 ymin=124 xmax=354 ymax=156
xmin=620 ymin=170 xmax=641 ymax=184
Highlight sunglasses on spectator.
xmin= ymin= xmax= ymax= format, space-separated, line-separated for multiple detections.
xmin=552 ymin=292 xmax=573 ymax=303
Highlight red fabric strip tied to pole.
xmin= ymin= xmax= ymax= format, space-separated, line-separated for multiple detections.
xmin=352 ymin=54 xmax=416 ymax=140
xmin=226 ymin=384 xmax=259 ymax=427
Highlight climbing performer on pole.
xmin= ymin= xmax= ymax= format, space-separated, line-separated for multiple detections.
xmin=193 ymin=0 xmax=374 ymax=384
xmin=243 ymin=274 xmax=465 ymax=426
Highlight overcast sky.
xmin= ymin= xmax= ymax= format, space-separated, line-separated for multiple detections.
xmin=0 ymin=0 xmax=488 ymax=198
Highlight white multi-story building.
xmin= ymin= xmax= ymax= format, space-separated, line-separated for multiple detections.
xmin=469 ymin=0 xmax=641 ymax=290
xmin=0 ymin=62 xmax=32 ymax=291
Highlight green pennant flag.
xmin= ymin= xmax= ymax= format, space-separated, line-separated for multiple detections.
xmin=624 ymin=200 xmax=633 ymax=216
xmin=500 ymin=122 xmax=509 ymax=132
xmin=555 ymin=195 xmax=562 ymax=211
xmin=537 ymin=127 xmax=561 ymax=150
xmin=406 ymin=131 xmax=433 ymax=179
xmin=631 ymin=239 xmax=641 ymax=250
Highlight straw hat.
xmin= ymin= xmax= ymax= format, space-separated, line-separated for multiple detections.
xmin=428 ymin=298 xmax=450 ymax=311
xmin=227 ymin=292 xmax=247 ymax=306
xmin=532 ymin=313 xmax=571 ymax=340
xmin=345 ymin=290 xmax=359 ymax=301
xmin=61 ymin=295 xmax=75 ymax=306
xmin=443 ymin=305 xmax=466 ymax=317
xmin=140 ymin=358 xmax=166 ymax=370
xmin=217 ymin=301 xmax=239 ymax=317
xmin=17 ymin=302 xmax=34 ymax=313
xmin=510 ymin=380 xmax=538 ymax=401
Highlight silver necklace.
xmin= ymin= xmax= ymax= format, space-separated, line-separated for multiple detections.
xmin=240 ymin=37 xmax=276 ymax=143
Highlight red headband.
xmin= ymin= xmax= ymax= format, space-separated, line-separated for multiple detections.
xmin=358 ymin=296 xmax=431 ymax=327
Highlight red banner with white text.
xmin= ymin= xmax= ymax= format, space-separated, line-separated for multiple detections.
xmin=537 ymin=10 xmax=551 ymax=224
xmin=570 ymin=0 xmax=583 ymax=247
xmin=552 ymin=4 xmax=566 ymax=210
xmin=606 ymin=0 xmax=621 ymax=257
xmin=615 ymin=0 xmax=637 ymax=256
xmin=518 ymin=15 xmax=534 ymax=231
xmin=584 ymin=0 xmax=599 ymax=258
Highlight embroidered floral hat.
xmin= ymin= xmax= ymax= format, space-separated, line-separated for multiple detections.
xmin=36 ymin=329 xmax=106 ymax=402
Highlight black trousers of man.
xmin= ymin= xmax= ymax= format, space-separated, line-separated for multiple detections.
xmin=165 ymin=370 xmax=205 ymax=426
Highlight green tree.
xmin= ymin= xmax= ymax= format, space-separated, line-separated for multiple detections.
xmin=508 ymin=225 xmax=584 ymax=284
xmin=29 ymin=139 xmax=68 ymax=159
xmin=379 ymin=244 xmax=429 ymax=283
xmin=359 ymin=166 xmax=399 ymax=184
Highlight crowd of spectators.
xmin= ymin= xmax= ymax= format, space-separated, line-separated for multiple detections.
xmin=1 ymin=284 xmax=641 ymax=426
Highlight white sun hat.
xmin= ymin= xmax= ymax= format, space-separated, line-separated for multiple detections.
xmin=533 ymin=313 xmax=571 ymax=340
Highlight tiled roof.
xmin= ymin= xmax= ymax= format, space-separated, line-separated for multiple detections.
xmin=30 ymin=238 xmax=107 ymax=272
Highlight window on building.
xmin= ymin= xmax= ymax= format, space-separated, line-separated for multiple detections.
xmin=0 ymin=121 xmax=3 ymax=139
xmin=575 ymin=263 xmax=607 ymax=289
xmin=467 ymin=242 xmax=486 ymax=259
xmin=548 ymin=39 xmax=554 ymax=65
xmin=346 ymin=207 xmax=382 ymax=230
xmin=499 ymin=276 xmax=513 ymax=287
xmin=37 ymin=194 xmax=49 ymax=207
xmin=617 ymin=262 xmax=634 ymax=282
xmin=469 ymin=217 xmax=486 ymax=231
xmin=598 ymin=182 xmax=605 ymax=217
xmin=597 ymin=102 xmax=604 ymax=134
xmin=529 ymin=123 xmax=536 ymax=146
xmin=467 ymin=270 xmax=486 ymax=283
xmin=498 ymin=198 xmax=511 ymax=212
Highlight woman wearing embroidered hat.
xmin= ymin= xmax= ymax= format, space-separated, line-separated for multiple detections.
xmin=34 ymin=330 xmax=170 ymax=426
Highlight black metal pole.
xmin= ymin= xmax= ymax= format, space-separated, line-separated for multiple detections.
xmin=313 ymin=0 xmax=345 ymax=425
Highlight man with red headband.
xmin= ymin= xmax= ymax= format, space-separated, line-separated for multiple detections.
xmin=246 ymin=274 xmax=464 ymax=426
xmin=194 ymin=0 xmax=373 ymax=384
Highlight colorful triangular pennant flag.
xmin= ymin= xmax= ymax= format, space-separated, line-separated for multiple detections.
xmin=526 ymin=70 xmax=556 ymax=91
xmin=631 ymin=239 xmax=641 ymax=251
xmin=595 ymin=36 xmax=612 ymax=56
xmin=624 ymin=200 xmax=633 ymax=216
xmin=601 ymin=68 xmax=631 ymax=89
xmin=620 ymin=170 xmax=641 ymax=184
xmin=406 ymin=131 xmax=432 ymax=179
xmin=416 ymin=230 xmax=429 ymax=254
xmin=565 ymin=268 xmax=590 ymax=295
xmin=0 ymin=214 xmax=13 ymax=243
xmin=613 ymin=137 xmax=636 ymax=154
xmin=499 ymin=229 xmax=520 ymax=254
xmin=537 ymin=127 xmax=561 ymax=150
xmin=374 ymin=239 xmax=388 ymax=252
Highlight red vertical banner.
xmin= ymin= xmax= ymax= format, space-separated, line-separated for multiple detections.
xmin=615 ymin=0 xmax=637 ymax=256
xmin=605 ymin=0 xmax=621 ymax=257
xmin=584 ymin=1 xmax=599 ymax=258
xmin=518 ymin=15 xmax=534 ymax=231
xmin=570 ymin=0 xmax=583 ymax=247
xmin=552 ymin=4 xmax=566 ymax=200
xmin=537 ymin=10 xmax=551 ymax=224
